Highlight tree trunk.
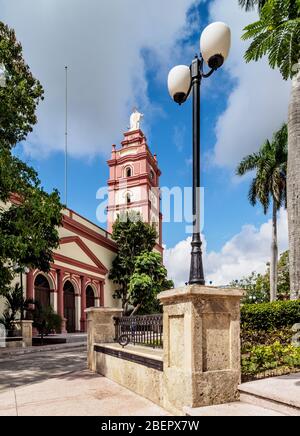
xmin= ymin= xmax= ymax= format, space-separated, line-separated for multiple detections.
xmin=287 ymin=69 xmax=300 ymax=300
xmin=130 ymin=304 xmax=141 ymax=317
xmin=270 ymin=201 xmax=278 ymax=302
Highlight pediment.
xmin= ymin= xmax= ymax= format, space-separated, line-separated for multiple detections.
xmin=56 ymin=236 xmax=108 ymax=274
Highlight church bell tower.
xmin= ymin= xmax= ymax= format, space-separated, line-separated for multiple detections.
xmin=107 ymin=113 xmax=163 ymax=253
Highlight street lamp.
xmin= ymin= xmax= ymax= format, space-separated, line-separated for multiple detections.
xmin=168 ymin=22 xmax=231 ymax=285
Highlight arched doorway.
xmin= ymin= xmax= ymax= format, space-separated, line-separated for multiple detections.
xmin=86 ymin=285 xmax=95 ymax=309
xmin=64 ymin=281 xmax=75 ymax=333
xmin=34 ymin=274 xmax=50 ymax=309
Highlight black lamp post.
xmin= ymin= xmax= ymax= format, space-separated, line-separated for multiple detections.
xmin=168 ymin=22 xmax=231 ymax=285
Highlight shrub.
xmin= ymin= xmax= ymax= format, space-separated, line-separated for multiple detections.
xmin=241 ymin=300 xmax=300 ymax=331
xmin=33 ymin=305 xmax=62 ymax=337
xmin=242 ymin=342 xmax=300 ymax=376
xmin=241 ymin=328 xmax=293 ymax=354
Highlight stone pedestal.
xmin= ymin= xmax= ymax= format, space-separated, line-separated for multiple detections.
xmin=85 ymin=307 xmax=123 ymax=371
xmin=60 ymin=318 xmax=67 ymax=334
xmin=12 ymin=320 xmax=33 ymax=347
xmin=158 ymin=285 xmax=244 ymax=415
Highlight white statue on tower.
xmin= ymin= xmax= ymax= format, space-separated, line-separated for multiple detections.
xmin=129 ymin=108 xmax=144 ymax=131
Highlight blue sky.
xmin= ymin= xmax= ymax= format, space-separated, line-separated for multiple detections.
xmin=1 ymin=0 xmax=290 ymax=285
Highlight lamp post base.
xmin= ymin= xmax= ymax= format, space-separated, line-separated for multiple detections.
xmin=189 ymin=233 xmax=205 ymax=285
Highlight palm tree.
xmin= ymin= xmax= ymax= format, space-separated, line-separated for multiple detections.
xmin=236 ymin=124 xmax=287 ymax=301
xmin=238 ymin=0 xmax=268 ymax=11
xmin=240 ymin=0 xmax=300 ymax=299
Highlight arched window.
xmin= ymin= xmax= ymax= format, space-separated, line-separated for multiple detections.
xmin=86 ymin=286 xmax=95 ymax=309
xmin=150 ymin=170 xmax=155 ymax=181
xmin=34 ymin=274 xmax=50 ymax=309
xmin=64 ymin=281 xmax=75 ymax=333
xmin=126 ymin=193 xmax=131 ymax=205
xmin=126 ymin=167 xmax=132 ymax=178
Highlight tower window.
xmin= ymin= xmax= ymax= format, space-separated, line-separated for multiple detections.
xmin=126 ymin=167 xmax=132 ymax=178
xmin=126 ymin=193 xmax=131 ymax=204
xmin=150 ymin=170 xmax=154 ymax=181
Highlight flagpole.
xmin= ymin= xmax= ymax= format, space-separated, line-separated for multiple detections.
xmin=65 ymin=65 xmax=68 ymax=207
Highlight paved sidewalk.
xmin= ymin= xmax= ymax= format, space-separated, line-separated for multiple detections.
xmin=0 ymin=370 xmax=169 ymax=416
xmin=0 ymin=342 xmax=86 ymax=360
xmin=0 ymin=348 xmax=87 ymax=392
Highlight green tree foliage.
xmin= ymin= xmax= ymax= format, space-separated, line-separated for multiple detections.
xmin=109 ymin=212 xmax=172 ymax=313
xmin=277 ymin=250 xmax=290 ymax=295
xmin=32 ymin=303 xmax=62 ymax=343
xmin=0 ymin=22 xmax=44 ymax=149
xmin=238 ymin=0 xmax=268 ymax=11
xmin=241 ymin=300 xmax=300 ymax=330
xmin=236 ymin=124 xmax=287 ymax=214
xmin=241 ymin=0 xmax=300 ymax=80
xmin=236 ymin=124 xmax=287 ymax=300
xmin=0 ymin=284 xmax=36 ymax=331
xmin=0 ymin=22 xmax=63 ymax=292
xmin=230 ymin=272 xmax=270 ymax=303
xmin=128 ymin=252 xmax=174 ymax=315
xmin=231 ymin=251 xmax=291 ymax=302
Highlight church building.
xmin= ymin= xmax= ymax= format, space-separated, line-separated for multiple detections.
xmin=8 ymin=125 xmax=163 ymax=334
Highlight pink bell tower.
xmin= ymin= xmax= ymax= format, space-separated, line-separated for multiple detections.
xmin=107 ymin=127 xmax=163 ymax=254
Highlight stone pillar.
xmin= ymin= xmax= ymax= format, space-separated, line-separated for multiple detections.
xmin=100 ymin=282 xmax=104 ymax=307
xmin=80 ymin=276 xmax=87 ymax=332
xmin=57 ymin=269 xmax=67 ymax=334
xmin=158 ymin=285 xmax=244 ymax=416
xmin=75 ymin=293 xmax=81 ymax=332
xmin=85 ymin=307 xmax=123 ymax=371
xmin=12 ymin=320 xmax=33 ymax=347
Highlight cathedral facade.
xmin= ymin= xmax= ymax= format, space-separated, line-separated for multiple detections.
xmin=3 ymin=127 xmax=162 ymax=333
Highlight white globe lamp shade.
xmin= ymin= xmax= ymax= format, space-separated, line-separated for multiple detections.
xmin=200 ymin=22 xmax=231 ymax=69
xmin=167 ymin=65 xmax=191 ymax=104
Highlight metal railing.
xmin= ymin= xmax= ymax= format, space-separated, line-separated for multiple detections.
xmin=114 ymin=314 xmax=163 ymax=349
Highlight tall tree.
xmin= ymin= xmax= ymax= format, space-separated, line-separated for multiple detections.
xmin=240 ymin=0 xmax=300 ymax=299
xmin=236 ymin=124 xmax=287 ymax=301
xmin=0 ymin=22 xmax=44 ymax=150
xmin=109 ymin=212 xmax=158 ymax=311
xmin=0 ymin=22 xmax=62 ymax=292
xmin=128 ymin=252 xmax=174 ymax=316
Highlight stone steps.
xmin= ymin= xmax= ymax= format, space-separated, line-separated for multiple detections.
xmin=0 ymin=342 xmax=86 ymax=361
xmin=185 ymin=373 xmax=300 ymax=416
xmin=239 ymin=375 xmax=300 ymax=417
xmin=184 ymin=402 xmax=286 ymax=416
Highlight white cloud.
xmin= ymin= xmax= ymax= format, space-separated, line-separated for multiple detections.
xmin=0 ymin=0 xmax=197 ymax=159
xmin=208 ymin=0 xmax=291 ymax=168
xmin=164 ymin=209 xmax=288 ymax=287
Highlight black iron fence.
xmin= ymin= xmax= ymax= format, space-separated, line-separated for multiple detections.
xmin=114 ymin=314 xmax=163 ymax=349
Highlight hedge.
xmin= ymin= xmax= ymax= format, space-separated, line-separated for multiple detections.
xmin=241 ymin=300 xmax=300 ymax=331
xmin=241 ymin=327 xmax=293 ymax=354
xmin=241 ymin=341 xmax=300 ymax=376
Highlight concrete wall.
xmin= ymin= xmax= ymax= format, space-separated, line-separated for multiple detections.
xmin=87 ymin=286 xmax=244 ymax=416
xmin=95 ymin=347 xmax=163 ymax=407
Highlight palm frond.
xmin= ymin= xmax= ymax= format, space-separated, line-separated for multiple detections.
xmin=248 ymin=178 xmax=258 ymax=206
xmin=237 ymin=123 xmax=287 ymax=214
xmin=242 ymin=1 xmax=300 ymax=79
xmin=238 ymin=0 xmax=268 ymax=12
xmin=236 ymin=152 xmax=260 ymax=175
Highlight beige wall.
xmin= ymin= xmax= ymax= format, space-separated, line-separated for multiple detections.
xmin=95 ymin=349 xmax=163 ymax=406
xmin=0 ymin=205 xmax=121 ymax=322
